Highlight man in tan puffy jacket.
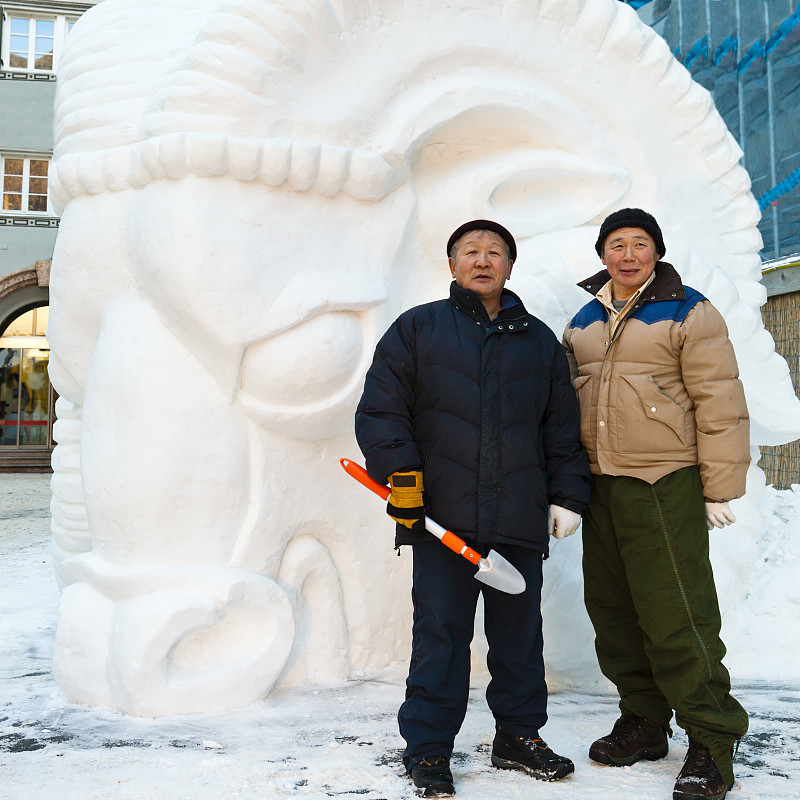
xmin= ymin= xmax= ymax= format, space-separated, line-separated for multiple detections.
xmin=562 ymin=208 xmax=749 ymax=800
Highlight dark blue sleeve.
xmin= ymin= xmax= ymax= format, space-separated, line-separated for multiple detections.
xmin=355 ymin=316 xmax=422 ymax=485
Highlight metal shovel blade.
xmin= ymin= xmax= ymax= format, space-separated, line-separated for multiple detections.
xmin=474 ymin=550 xmax=527 ymax=594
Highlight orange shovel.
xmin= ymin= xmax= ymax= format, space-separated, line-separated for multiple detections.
xmin=340 ymin=458 xmax=526 ymax=595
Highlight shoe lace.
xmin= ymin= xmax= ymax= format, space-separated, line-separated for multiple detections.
xmin=682 ymin=739 xmax=715 ymax=776
xmin=420 ymin=756 xmax=448 ymax=767
xmin=610 ymin=714 xmax=652 ymax=744
xmin=519 ymin=736 xmax=550 ymax=751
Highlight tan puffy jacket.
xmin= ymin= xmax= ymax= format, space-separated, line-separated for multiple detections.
xmin=562 ymin=262 xmax=749 ymax=502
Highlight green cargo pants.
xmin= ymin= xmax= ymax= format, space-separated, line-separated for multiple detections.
xmin=582 ymin=466 xmax=748 ymax=785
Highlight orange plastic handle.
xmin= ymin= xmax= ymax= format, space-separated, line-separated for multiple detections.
xmin=440 ymin=530 xmax=482 ymax=565
xmin=340 ymin=458 xmax=484 ymax=566
xmin=340 ymin=458 xmax=390 ymax=501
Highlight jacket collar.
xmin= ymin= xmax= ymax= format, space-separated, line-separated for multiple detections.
xmin=577 ymin=261 xmax=685 ymax=303
xmin=449 ymin=281 xmax=527 ymax=324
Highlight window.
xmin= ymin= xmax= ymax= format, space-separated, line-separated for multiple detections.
xmin=2 ymin=156 xmax=51 ymax=214
xmin=1 ymin=306 xmax=48 ymax=337
xmin=1 ymin=13 xmax=76 ymax=73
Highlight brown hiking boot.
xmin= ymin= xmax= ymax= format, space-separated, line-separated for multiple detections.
xmin=673 ymin=739 xmax=733 ymax=800
xmin=589 ymin=713 xmax=669 ymax=766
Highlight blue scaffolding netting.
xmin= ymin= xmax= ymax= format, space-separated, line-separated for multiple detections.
xmin=628 ymin=0 xmax=800 ymax=243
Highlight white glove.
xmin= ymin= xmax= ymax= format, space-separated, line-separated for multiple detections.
xmin=705 ymin=501 xmax=736 ymax=530
xmin=547 ymin=504 xmax=582 ymax=539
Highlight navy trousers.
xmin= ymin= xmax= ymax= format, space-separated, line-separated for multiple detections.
xmin=399 ymin=538 xmax=547 ymax=770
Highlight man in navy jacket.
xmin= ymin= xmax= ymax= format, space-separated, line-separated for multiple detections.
xmin=356 ymin=220 xmax=590 ymax=797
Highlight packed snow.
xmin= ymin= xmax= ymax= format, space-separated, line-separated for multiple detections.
xmin=0 ymin=474 xmax=798 ymax=800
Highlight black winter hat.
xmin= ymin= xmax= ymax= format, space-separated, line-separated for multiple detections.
xmin=595 ymin=208 xmax=666 ymax=258
xmin=446 ymin=219 xmax=517 ymax=262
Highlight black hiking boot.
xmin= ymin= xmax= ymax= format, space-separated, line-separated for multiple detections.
xmin=409 ymin=755 xmax=455 ymax=797
xmin=673 ymin=739 xmax=733 ymax=800
xmin=491 ymin=729 xmax=574 ymax=781
xmin=589 ymin=713 xmax=669 ymax=766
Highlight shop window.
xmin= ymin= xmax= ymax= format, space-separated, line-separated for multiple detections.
xmin=3 ymin=306 xmax=48 ymax=337
xmin=0 ymin=305 xmax=55 ymax=449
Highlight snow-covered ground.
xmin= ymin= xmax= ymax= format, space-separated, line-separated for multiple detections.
xmin=0 ymin=474 xmax=798 ymax=800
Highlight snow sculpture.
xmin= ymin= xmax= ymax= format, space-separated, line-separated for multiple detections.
xmin=48 ymin=0 xmax=800 ymax=715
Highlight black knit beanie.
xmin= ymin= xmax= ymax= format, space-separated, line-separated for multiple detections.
xmin=595 ymin=208 xmax=665 ymax=258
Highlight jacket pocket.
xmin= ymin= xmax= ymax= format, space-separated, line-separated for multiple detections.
xmin=419 ymin=442 xmax=430 ymax=472
xmin=617 ymin=374 xmax=689 ymax=452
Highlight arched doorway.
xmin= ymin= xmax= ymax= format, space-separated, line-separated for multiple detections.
xmin=0 ymin=303 xmax=55 ymax=463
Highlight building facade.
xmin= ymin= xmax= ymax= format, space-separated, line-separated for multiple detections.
xmin=625 ymin=0 xmax=800 ymax=262
xmin=0 ymin=1 xmax=95 ymax=468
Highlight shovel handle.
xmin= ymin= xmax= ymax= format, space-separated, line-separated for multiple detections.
xmin=340 ymin=458 xmax=390 ymax=501
xmin=423 ymin=515 xmax=482 ymax=565
xmin=340 ymin=458 xmax=482 ymax=566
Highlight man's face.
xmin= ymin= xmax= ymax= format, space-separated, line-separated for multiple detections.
xmin=601 ymin=227 xmax=659 ymax=300
xmin=448 ymin=230 xmax=513 ymax=303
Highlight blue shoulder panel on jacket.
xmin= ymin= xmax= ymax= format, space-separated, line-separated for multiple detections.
xmin=569 ymin=300 xmax=606 ymax=330
xmin=632 ymin=286 xmax=706 ymax=325
xmin=569 ymin=287 xmax=706 ymax=330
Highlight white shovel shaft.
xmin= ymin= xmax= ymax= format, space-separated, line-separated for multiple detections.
xmin=424 ymin=516 xmax=446 ymax=541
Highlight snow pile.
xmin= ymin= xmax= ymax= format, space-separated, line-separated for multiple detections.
xmin=720 ymin=482 xmax=800 ymax=681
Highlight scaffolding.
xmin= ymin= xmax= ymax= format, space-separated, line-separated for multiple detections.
xmin=625 ymin=0 xmax=800 ymax=261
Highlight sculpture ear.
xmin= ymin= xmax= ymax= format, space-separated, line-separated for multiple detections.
xmin=408 ymin=107 xmax=631 ymax=258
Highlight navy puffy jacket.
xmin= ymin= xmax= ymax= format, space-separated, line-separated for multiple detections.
xmin=355 ymin=282 xmax=590 ymax=553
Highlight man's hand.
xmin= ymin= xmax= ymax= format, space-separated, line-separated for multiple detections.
xmin=387 ymin=469 xmax=425 ymax=529
xmin=706 ymin=501 xmax=736 ymax=530
xmin=548 ymin=505 xmax=582 ymax=539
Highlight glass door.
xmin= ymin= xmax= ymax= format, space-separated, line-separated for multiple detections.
xmin=0 ymin=342 xmax=55 ymax=449
xmin=0 ymin=348 xmax=23 ymax=447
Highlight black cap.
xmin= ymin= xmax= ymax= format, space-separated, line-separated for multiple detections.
xmin=595 ymin=208 xmax=665 ymax=258
xmin=446 ymin=219 xmax=517 ymax=262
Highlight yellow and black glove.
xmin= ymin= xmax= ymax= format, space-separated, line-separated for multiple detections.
xmin=387 ymin=469 xmax=425 ymax=530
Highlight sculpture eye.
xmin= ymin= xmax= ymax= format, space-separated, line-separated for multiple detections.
xmin=240 ymin=311 xmax=364 ymax=407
